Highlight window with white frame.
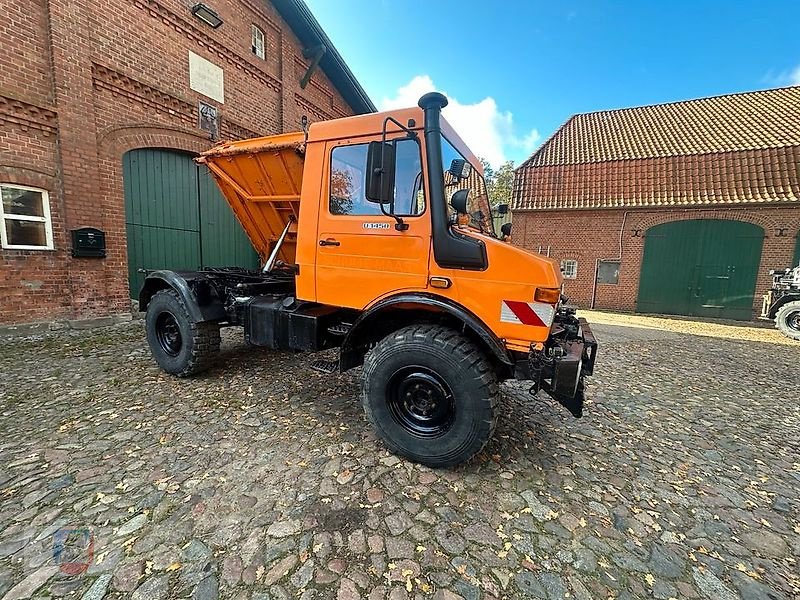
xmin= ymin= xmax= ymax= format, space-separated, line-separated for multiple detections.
xmin=0 ymin=184 xmax=54 ymax=250
xmin=560 ymin=259 xmax=578 ymax=279
xmin=251 ymin=25 xmax=265 ymax=59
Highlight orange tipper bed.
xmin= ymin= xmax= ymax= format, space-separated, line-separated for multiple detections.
xmin=197 ymin=131 xmax=305 ymax=264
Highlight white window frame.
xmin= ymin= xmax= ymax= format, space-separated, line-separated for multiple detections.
xmin=251 ymin=24 xmax=265 ymax=60
xmin=0 ymin=183 xmax=54 ymax=250
xmin=561 ymin=259 xmax=578 ymax=279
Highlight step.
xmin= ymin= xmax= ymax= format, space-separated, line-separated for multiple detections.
xmin=327 ymin=323 xmax=351 ymax=336
xmin=310 ymin=359 xmax=339 ymax=374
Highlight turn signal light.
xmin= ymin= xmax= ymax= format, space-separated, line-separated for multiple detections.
xmin=534 ymin=287 xmax=561 ymax=304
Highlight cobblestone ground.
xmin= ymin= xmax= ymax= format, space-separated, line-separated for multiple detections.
xmin=1 ymin=317 xmax=798 ymax=600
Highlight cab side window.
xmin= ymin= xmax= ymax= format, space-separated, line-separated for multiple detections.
xmin=394 ymin=139 xmax=425 ymax=216
xmin=330 ymin=144 xmax=379 ymax=216
xmin=329 ymin=140 xmax=424 ymax=216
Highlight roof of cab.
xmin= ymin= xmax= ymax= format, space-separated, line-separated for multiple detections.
xmin=307 ymin=107 xmax=481 ymax=170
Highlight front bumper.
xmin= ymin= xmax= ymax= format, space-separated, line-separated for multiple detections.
xmin=513 ymin=317 xmax=598 ymax=418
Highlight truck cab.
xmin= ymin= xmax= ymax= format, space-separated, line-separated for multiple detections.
xmin=139 ymin=93 xmax=597 ymax=467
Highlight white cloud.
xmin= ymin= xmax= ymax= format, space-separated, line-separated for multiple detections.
xmin=791 ymin=65 xmax=800 ymax=85
xmin=762 ymin=64 xmax=800 ymax=86
xmin=379 ymin=75 xmax=540 ymax=168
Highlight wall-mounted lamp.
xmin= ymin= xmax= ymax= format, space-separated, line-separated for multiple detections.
xmin=191 ymin=3 xmax=223 ymax=28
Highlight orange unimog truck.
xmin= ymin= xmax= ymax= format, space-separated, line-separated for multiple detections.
xmin=139 ymin=93 xmax=597 ymax=467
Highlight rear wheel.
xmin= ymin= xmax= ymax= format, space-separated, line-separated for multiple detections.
xmin=145 ymin=289 xmax=220 ymax=376
xmin=775 ymin=300 xmax=800 ymax=341
xmin=362 ymin=325 xmax=498 ymax=468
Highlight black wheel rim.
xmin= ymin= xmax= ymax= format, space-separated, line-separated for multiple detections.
xmin=787 ymin=310 xmax=800 ymax=332
xmin=386 ymin=366 xmax=455 ymax=438
xmin=155 ymin=311 xmax=183 ymax=357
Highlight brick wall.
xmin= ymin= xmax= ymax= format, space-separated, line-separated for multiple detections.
xmin=0 ymin=0 xmax=357 ymax=324
xmin=513 ymin=206 xmax=800 ymax=316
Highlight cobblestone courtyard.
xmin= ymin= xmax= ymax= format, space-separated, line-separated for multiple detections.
xmin=1 ymin=315 xmax=798 ymax=599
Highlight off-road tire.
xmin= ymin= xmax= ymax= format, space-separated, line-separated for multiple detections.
xmin=145 ymin=289 xmax=221 ymax=377
xmin=775 ymin=300 xmax=800 ymax=341
xmin=362 ymin=324 xmax=498 ymax=468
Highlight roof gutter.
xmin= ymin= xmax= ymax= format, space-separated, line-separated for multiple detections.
xmin=272 ymin=0 xmax=376 ymax=114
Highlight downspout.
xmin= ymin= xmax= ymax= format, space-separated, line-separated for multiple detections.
xmin=591 ymin=210 xmax=629 ymax=309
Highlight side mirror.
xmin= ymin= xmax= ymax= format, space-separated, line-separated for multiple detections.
xmin=448 ymin=159 xmax=472 ymax=180
xmin=450 ymin=189 xmax=469 ymax=214
xmin=365 ymin=141 xmax=396 ymax=204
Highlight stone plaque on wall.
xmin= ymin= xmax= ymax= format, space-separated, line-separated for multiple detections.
xmin=189 ymin=51 xmax=224 ymax=104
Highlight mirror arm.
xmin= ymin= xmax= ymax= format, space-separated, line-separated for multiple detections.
xmin=381 ymin=116 xmax=416 ymax=141
xmin=378 ymin=201 xmax=408 ymax=231
xmin=377 ymin=117 xmax=413 ymax=231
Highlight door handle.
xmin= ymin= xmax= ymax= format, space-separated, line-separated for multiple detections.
xmin=319 ymin=238 xmax=340 ymax=247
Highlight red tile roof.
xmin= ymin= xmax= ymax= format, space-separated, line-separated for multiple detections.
xmin=513 ymin=86 xmax=800 ymax=210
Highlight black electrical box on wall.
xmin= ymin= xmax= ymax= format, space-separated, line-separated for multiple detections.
xmin=71 ymin=227 xmax=106 ymax=258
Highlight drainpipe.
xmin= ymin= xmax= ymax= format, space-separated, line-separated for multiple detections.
xmin=591 ymin=210 xmax=629 ymax=309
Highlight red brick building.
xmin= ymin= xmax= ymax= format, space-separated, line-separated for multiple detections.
xmin=0 ymin=0 xmax=373 ymax=325
xmin=512 ymin=87 xmax=800 ymax=320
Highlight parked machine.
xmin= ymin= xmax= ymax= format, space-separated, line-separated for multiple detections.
xmin=760 ymin=263 xmax=800 ymax=341
xmin=139 ymin=93 xmax=597 ymax=467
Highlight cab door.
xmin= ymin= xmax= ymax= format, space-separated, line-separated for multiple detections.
xmin=315 ymin=137 xmax=430 ymax=309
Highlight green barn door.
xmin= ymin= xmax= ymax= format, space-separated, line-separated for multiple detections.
xmin=198 ymin=165 xmax=259 ymax=269
xmin=637 ymin=220 xmax=764 ymax=320
xmin=124 ymin=150 xmax=201 ymax=297
xmin=793 ymin=234 xmax=800 ymax=266
xmin=691 ymin=221 xmax=764 ymax=319
xmin=125 ymin=149 xmax=259 ymax=298
xmin=637 ymin=220 xmax=703 ymax=316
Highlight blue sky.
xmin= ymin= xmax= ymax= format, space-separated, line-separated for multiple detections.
xmin=306 ymin=0 xmax=800 ymax=167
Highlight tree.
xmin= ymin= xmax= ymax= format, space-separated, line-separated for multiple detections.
xmin=329 ymin=169 xmax=354 ymax=215
xmin=480 ymin=158 xmax=495 ymax=189
xmin=491 ymin=160 xmax=515 ymax=208
xmin=480 ymin=158 xmax=515 ymax=208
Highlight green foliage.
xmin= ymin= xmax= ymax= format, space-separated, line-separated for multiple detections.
xmin=480 ymin=158 xmax=515 ymax=207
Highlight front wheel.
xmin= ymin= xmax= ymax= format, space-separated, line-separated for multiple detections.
xmin=145 ymin=289 xmax=221 ymax=376
xmin=775 ymin=300 xmax=800 ymax=341
xmin=362 ymin=325 xmax=498 ymax=468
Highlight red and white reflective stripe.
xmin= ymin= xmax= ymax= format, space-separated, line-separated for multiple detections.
xmin=500 ymin=300 xmax=555 ymax=327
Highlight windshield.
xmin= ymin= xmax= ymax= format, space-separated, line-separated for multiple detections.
xmin=441 ymin=136 xmax=494 ymax=235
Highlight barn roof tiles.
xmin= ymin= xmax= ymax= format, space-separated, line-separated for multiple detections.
xmin=513 ymin=86 xmax=800 ymax=210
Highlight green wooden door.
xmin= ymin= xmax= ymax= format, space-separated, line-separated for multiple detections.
xmin=794 ymin=233 xmax=800 ymax=266
xmin=637 ymin=219 xmax=764 ymax=320
xmin=124 ymin=150 xmax=201 ymax=298
xmin=198 ymin=164 xmax=259 ymax=269
xmin=124 ymin=149 xmax=259 ymax=298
